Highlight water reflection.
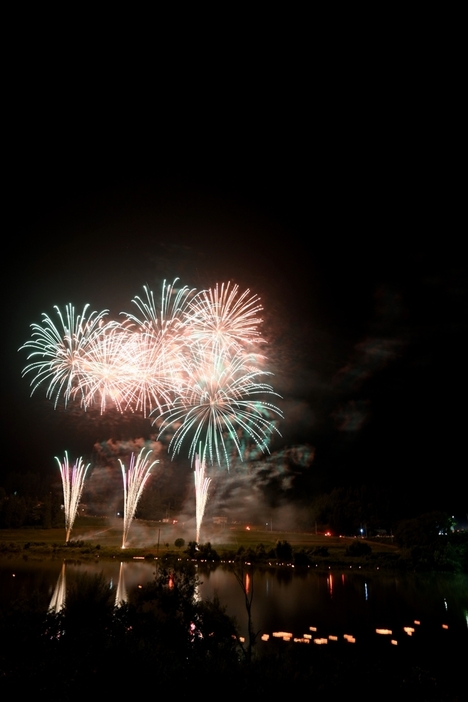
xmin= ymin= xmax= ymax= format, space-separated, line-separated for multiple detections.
xmin=49 ymin=561 xmax=66 ymax=613
xmin=115 ymin=562 xmax=128 ymax=607
xmin=1 ymin=558 xmax=467 ymax=653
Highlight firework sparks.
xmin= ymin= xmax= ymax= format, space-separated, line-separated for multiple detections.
xmin=20 ymin=304 xmax=116 ymax=408
xmin=117 ymin=281 xmax=196 ymax=415
xmin=194 ymin=452 xmax=211 ymax=543
xmin=119 ymin=448 xmax=159 ymax=548
xmin=19 ymin=282 xmax=194 ymax=416
xmin=156 ymin=343 xmax=283 ymax=467
xmin=124 ymin=280 xmax=195 ymax=336
xmin=19 ymin=281 xmax=281 ymax=429
xmin=74 ymin=322 xmax=132 ymax=413
xmin=21 ymin=280 xmax=283 ymax=549
xmin=183 ymin=282 xmax=264 ymax=352
xmin=116 ymin=326 xmax=183 ymax=417
xmin=55 ymin=452 xmax=90 ymax=543
xmin=21 ymin=280 xmax=283 ymax=477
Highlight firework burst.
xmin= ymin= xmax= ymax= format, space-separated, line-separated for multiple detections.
xmin=21 ymin=280 xmax=283 ymax=469
xmin=20 ymin=304 xmax=116 ymax=408
xmin=155 ymin=343 xmax=283 ymax=467
xmin=183 ymin=282 xmax=264 ymax=352
xmin=116 ymin=280 xmax=196 ymax=415
xmin=124 ymin=279 xmax=195 ymax=336
xmin=74 ymin=323 xmax=132 ymax=413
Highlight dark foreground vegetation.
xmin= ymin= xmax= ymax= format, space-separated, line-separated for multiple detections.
xmin=0 ymin=558 xmax=465 ymax=698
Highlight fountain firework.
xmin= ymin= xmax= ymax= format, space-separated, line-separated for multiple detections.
xmin=194 ymin=453 xmax=211 ymax=543
xmin=55 ymin=452 xmax=90 ymax=542
xmin=119 ymin=448 xmax=159 ymax=548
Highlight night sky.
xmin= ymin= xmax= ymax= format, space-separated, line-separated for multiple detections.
xmin=2 ymin=35 xmax=465 ymax=521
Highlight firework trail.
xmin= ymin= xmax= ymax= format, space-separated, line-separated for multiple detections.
xmin=119 ymin=448 xmax=159 ymax=548
xmin=155 ymin=343 xmax=283 ymax=468
xmin=55 ymin=452 xmax=90 ymax=542
xmin=194 ymin=453 xmax=211 ymax=543
xmin=21 ymin=304 xmax=115 ymax=409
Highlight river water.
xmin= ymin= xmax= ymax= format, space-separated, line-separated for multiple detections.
xmin=1 ymin=556 xmax=467 ymax=652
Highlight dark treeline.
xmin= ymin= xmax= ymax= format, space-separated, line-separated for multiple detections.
xmin=0 ymin=467 xmax=180 ymax=528
xmin=312 ymin=484 xmax=393 ymax=535
xmin=0 ymin=466 xmax=464 ymax=540
xmin=184 ymin=533 xmax=468 ymax=574
xmin=0 ymin=471 xmax=62 ymax=529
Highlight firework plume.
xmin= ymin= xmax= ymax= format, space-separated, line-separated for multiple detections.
xmin=119 ymin=448 xmax=159 ymax=548
xmin=55 ymin=452 xmax=90 ymax=542
xmin=194 ymin=452 xmax=211 ymax=543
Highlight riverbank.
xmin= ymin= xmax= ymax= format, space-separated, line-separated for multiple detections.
xmin=2 ymin=517 xmax=466 ymax=572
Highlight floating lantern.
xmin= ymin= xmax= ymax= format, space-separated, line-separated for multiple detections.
xmin=344 ymin=635 xmax=356 ymax=643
